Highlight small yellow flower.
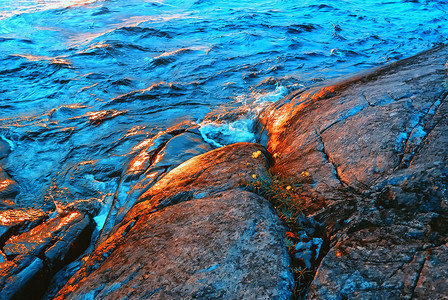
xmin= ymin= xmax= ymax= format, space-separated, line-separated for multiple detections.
xmin=286 ymin=186 xmax=292 ymax=190
xmin=273 ymin=153 xmax=281 ymax=159
xmin=252 ymin=150 xmax=262 ymax=159
xmin=301 ymin=171 xmax=310 ymax=177
xmin=285 ymin=231 xmax=295 ymax=238
xmin=252 ymin=174 xmax=257 ymax=179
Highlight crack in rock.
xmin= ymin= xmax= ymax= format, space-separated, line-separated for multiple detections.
xmin=362 ymin=93 xmax=374 ymax=107
xmin=410 ymin=252 xmax=427 ymax=299
xmin=316 ymin=130 xmax=345 ymax=187
xmin=395 ymin=92 xmax=448 ymax=170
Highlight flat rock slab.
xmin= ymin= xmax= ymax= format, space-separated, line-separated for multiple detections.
xmin=56 ymin=189 xmax=292 ymax=299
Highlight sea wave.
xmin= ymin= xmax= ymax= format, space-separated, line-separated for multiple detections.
xmin=1 ymin=0 xmax=447 ymax=210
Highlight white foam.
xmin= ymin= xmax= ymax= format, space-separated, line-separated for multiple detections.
xmin=1 ymin=135 xmax=14 ymax=151
xmin=198 ymin=84 xmax=287 ymax=148
xmin=93 ymin=205 xmax=109 ymax=232
xmin=199 ymin=119 xmax=256 ymax=148
xmin=254 ymin=85 xmax=288 ymax=104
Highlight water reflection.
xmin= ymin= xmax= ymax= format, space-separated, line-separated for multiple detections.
xmin=0 ymin=0 xmax=447 ymax=212
xmin=0 ymin=0 xmax=98 ymax=19
xmin=12 ymin=54 xmax=71 ymax=66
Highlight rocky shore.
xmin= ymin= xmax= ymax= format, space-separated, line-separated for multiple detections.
xmin=1 ymin=45 xmax=447 ymax=299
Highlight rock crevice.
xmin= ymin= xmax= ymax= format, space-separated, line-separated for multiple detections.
xmin=259 ymin=44 xmax=448 ymax=298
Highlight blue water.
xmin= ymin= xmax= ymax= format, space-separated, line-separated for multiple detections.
xmin=0 ymin=0 xmax=447 ymax=209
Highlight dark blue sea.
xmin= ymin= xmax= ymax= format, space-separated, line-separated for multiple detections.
xmin=1 ymin=0 xmax=447 ymax=213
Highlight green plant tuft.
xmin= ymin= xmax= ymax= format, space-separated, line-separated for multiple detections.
xmin=246 ymin=151 xmax=315 ymax=299
xmin=246 ymin=168 xmax=307 ymax=229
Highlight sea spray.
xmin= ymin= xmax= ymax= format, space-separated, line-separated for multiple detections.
xmin=199 ymin=119 xmax=257 ymax=147
xmin=254 ymin=84 xmax=288 ymax=105
xmin=199 ymin=84 xmax=288 ymax=147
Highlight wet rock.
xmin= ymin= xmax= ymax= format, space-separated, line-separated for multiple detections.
xmin=0 ymin=208 xmax=47 ymax=245
xmin=41 ymin=158 xmax=119 ymax=213
xmin=259 ymin=45 xmax=448 ymax=298
xmin=0 ymin=138 xmax=11 ymax=160
xmin=56 ymin=143 xmax=293 ymax=299
xmin=98 ymin=123 xmax=213 ymax=243
xmin=0 ymin=167 xmax=19 ymax=209
xmin=3 ymin=107 xmax=136 ymax=212
xmin=0 ymin=255 xmax=45 ymax=300
xmin=0 ymin=211 xmax=94 ymax=299
xmin=60 ymin=198 xmax=102 ymax=218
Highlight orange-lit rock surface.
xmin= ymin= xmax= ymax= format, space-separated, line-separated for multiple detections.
xmin=99 ymin=122 xmax=213 ymax=243
xmin=0 ymin=208 xmax=46 ymax=246
xmin=259 ymin=45 xmax=448 ymax=298
xmin=0 ymin=210 xmax=93 ymax=299
xmin=55 ymin=143 xmax=293 ymax=299
xmin=0 ymin=167 xmax=19 ymax=209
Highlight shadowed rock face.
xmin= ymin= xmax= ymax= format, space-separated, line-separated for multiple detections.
xmin=0 ymin=139 xmax=11 ymax=161
xmin=55 ymin=143 xmax=293 ymax=299
xmin=260 ymin=45 xmax=448 ymax=298
xmin=0 ymin=210 xmax=93 ymax=300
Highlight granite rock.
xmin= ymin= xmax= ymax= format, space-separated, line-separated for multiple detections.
xmin=57 ymin=190 xmax=292 ymax=299
xmin=55 ymin=143 xmax=293 ymax=299
xmin=260 ymin=45 xmax=448 ymax=298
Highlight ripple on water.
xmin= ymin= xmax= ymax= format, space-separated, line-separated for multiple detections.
xmin=0 ymin=0 xmax=447 ymax=210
